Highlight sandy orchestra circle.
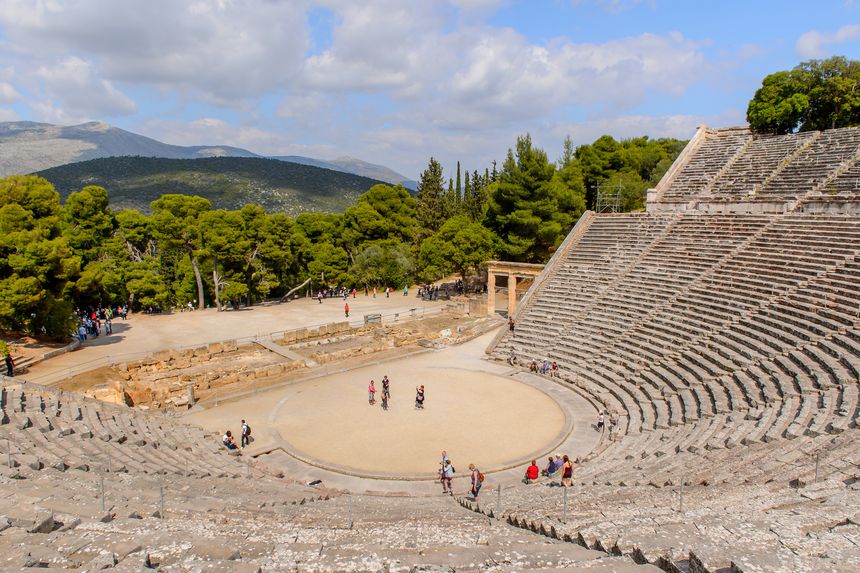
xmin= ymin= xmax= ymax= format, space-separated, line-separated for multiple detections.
xmin=272 ymin=366 xmax=568 ymax=478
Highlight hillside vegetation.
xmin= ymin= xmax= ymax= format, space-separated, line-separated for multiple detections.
xmin=35 ymin=156 xmax=387 ymax=214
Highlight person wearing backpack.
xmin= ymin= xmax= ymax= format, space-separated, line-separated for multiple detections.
xmin=441 ymin=459 xmax=455 ymax=494
xmin=240 ymin=419 xmax=251 ymax=448
xmin=469 ymin=463 xmax=483 ymax=499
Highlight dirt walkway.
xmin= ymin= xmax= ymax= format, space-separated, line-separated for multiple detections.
xmin=24 ymin=295 xmax=445 ymax=384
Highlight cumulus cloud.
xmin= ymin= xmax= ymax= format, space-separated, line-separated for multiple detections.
xmin=0 ymin=0 xmax=717 ymax=177
xmin=35 ymin=56 xmax=136 ymax=117
xmin=796 ymin=24 xmax=860 ymax=58
xmin=0 ymin=82 xmax=20 ymax=104
xmin=0 ymin=0 xmax=310 ymax=102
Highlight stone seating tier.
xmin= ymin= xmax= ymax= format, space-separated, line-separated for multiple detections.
xmin=652 ymin=125 xmax=860 ymax=206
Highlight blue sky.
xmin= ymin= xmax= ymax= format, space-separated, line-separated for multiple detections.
xmin=0 ymin=0 xmax=858 ymax=180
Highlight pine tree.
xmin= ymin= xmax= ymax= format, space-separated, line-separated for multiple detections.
xmin=455 ymin=162 xmax=462 ymax=202
xmin=415 ymin=157 xmax=446 ymax=242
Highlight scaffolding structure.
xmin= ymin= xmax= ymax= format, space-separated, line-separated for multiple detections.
xmin=595 ymin=185 xmax=623 ymax=213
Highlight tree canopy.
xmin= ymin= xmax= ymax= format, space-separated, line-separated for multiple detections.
xmin=0 ymin=130 xmax=685 ymax=339
xmin=747 ymin=56 xmax=860 ymax=134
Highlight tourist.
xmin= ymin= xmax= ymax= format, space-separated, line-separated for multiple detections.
xmin=385 ymin=287 xmax=390 ymax=298
xmin=540 ymin=359 xmax=550 ymax=374
xmin=524 ymin=460 xmax=539 ymax=484
xmin=344 ymin=302 xmax=350 ymax=318
xmin=441 ymin=459 xmax=455 ymax=494
xmin=368 ymin=380 xmax=376 ymax=405
xmin=222 ymin=430 xmax=238 ymax=450
xmin=469 ymin=464 xmax=483 ymax=499
xmin=530 ymin=359 xmax=538 ymax=373
xmin=381 ymin=377 xmax=390 ymax=410
xmin=403 ymin=285 xmax=408 ymax=296
xmin=508 ymin=317 xmax=515 ymax=332
xmin=508 ymin=350 xmax=518 ymax=366
xmin=372 ymin=287 xmax=377 ymax=298
xmin=541 ymin=455 xmax=558 ymax=477
xmin=317 ymin=291 xmax=323 ymax=304
xmin=597 ymin=412 xmax=605 ymax=433
xmin=240 ymin=419 xmax=251 ymax=448
xmin=561 ymin=455 xmax=573 ymax=487
xmin=4 ymin=351 xmax=13 ymax=377
xmin=550 ymin=361 xmax=559 ymax=377
xmin=415 ymin=384 xmax=425 ymax=409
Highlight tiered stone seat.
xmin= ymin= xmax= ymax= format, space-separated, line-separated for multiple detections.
xmin=460 ymin=429 xmax=859 ymax=573
xmin=761 ymin=126 xmax=860 ymax=198
xmin=0 ymin=380 xmax=247 ymax=479
xmin=825 ymin=160 xmax=860 ymax=197
xmin=709 ymin=131 xmax=819 ymax=200
xmin=658 ymin=128 xmax=751 ymax=202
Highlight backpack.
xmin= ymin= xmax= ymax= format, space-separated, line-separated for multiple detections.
xmin=244 ymin=424 xmax=251 ymax=436
xmin=478 ymin=471 xmax=485 ymax=483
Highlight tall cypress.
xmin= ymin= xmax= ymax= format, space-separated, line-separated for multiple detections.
xmin=415 ymin=157 xmax=446 ymax=242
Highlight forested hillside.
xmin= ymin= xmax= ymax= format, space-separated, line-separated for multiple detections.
xmin=35 ymin=156 xmax=388 ymax=214
xmin=1 ymin=131 xmax=684 ymax=339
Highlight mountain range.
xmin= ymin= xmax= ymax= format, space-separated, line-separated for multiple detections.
xmin=0 ymin=121 xmax=417 ymax=189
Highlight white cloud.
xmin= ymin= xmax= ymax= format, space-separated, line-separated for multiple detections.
xmin=0 ymin=0 xmax=310 ymax=102
xmin=796 ymin=24 xmax=860 ymax=58
xmin=34 ymin=56 xmax=136 ymax=121
xmin=0 ymin=107 xmax=19 ymax=121
xmin=0 ymin=82 xmax=19 ymax=104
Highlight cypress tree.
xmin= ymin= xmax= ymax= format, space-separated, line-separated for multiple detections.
xmin=415 ymin=157 xmax=446 ymax=242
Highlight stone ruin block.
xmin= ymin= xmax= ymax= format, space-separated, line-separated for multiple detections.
xmin=223 ymin=340 xmax=238 ymax=353
xmin=207 ymin=342 xmax=223 ymax=354
xmin=153 ymin=350 xmax=171 ymax=363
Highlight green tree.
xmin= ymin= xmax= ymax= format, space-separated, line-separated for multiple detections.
xmin=415 ymin=158 xmax=446 ymax=241
xmin=151 ymin=194 xmax=211 ymax=309
xmin=419 ymin=215 xmax=496 ymax=281
xmin=350 ymin=241 xmax=415 ymax=289
xmin=485 ymin=134 xmax=584 ymax=262
xmin=200 ymin=209 xmax=249 ymax=310
xmin=62 ymin=186 xmax=114 ymax=265
xmin=341 ymin=184 xmax=416 ymax=259
xmin=747 ymin=56 xmax=860 ymax=134
xmin=0 ymin=176 xmax=79 ymax=337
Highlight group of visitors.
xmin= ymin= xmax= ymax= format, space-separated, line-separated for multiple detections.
xmin=222 ymin=419 xmax=252 ymax=451
xmin=417 ymin=284 xmax=445 ymax=301
xmin=367 ymin=377 xmax=424 ymax=410
xmin=524 ymin=454 xmax=575 ymax=487
xmin=75 ymin=306 xmax=126 ymax=341
xmin=367 ymin=376 xmax=393 ymax=410
xmin=438 ymin=450 xmax=484 ymax=499
xmin=529 ymin=358 xmax=559 ymax=377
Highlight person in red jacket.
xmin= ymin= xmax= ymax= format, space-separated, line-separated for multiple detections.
xmin=524 ymin=460 xmax=540 ymax=484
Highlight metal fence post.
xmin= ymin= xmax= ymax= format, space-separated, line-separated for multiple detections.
xmin=496 ymin=484 xmax=502 ymax=518
xmin=99 ymin=476 xmax=105 ymax=512
xmin=815 ymin=452 xmax=820 ymax=483
xmin=6 ymin=439 xmax=11 ymax=469
xmin=348 ymin=495 xmax=353 ymax=530
xmin=562 ymin=487 xmax=568 ymax=523
xmin=679 ymin=479 xmax=684 ymax=514
xmin=160 ymin=484 xmax=165 ymax=519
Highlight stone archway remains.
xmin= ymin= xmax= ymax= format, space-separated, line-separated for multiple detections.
xmin=486 ymin=261 xmax=544 ymax=316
